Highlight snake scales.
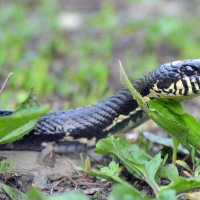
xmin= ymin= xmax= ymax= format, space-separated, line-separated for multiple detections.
xmin=1 ymin=59 xmax=200 ymax=151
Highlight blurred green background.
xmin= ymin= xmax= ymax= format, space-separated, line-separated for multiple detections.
xmin=0 ymin=0 xmax=200 ymax=110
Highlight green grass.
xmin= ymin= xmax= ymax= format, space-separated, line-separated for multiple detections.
xmin=1 ymin=1 xmax=200 ymax=109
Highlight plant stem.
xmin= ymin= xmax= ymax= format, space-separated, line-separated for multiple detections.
xmin=0 ymin=72 xmax=13 ymax=96
xmin=172 ymin=137 xmax=179 ymax=163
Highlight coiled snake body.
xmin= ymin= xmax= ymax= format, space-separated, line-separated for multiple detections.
xmin=1 ymin=59 xmax=200 ymax=151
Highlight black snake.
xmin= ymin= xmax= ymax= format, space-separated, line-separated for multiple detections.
xmin=1 ymin=59 xmax=200 ymax=151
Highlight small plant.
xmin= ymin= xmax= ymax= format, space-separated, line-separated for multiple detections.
xmin=0 ymin=89 xmax=49 ymax=144
xmin=0 ymin=160 xmax=14 ymax=183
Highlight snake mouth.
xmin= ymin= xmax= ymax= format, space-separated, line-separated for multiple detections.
xmin=147 ymin=76 xmax=200 ymax=101
xmin=180 ymin=76 xmax=200 ymax=96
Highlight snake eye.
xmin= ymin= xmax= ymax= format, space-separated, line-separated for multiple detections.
xmin=180 ymin=65 xmax=198 ymax=76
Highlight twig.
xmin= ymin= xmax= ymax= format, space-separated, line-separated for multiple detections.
xmin=0 ymin=72 xmax=13 ymax=96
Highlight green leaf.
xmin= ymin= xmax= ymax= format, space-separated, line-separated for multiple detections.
xmin=148 ymin=99 xmax=200 ymax=151
xmin=0 ymin=160 xmax=14 ymax=175
xmin=158 ymin=164 xmax=179 ymax=181
xmin=78 ymin=161 xmax=127 ymax=185
xmin=96 ymin=136 xmax=148 ymax=178
xmin=147 ymin=100 xmax=190 ymax=150
xmin=95 ymin=136 xmax=162 ymax=194
xmin=145 ymin=153 xmax=163 ymax=191
xmin=158 ymin=189 xmax=177 ymax=200
xmin=0 ymin=183 xmax=27 ymax=200
xmin=119 ymin=61 xmax=145 ymax=108
xmin=100 ymin=161 xmax=120 ymax=177
xmin=194 ymin=162 xmax=200 ymax=176
xmin=0 ymin=105 xmax=49 ymax=144
xmin=142 ymin=132 xmax=189 ymax=155
xmin=160 ymin=176 xmax=200 ymax=192
xmin=108 ymin=184 xmax=151 ymax=200
xmin=176 ymin=160 xmax=192 ymax=174
xmin=181 ymin=113 xmax=200 ymax=150
xmin=15 ymin=88 xmax=40 ymax=111
xmin=0 ymin=89 xmax=50 ymax=144
xmin=27 ymin=187 xmax=45 ymax=200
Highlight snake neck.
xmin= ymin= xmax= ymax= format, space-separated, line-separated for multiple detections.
xmin=133 ymin=74 xmax=156 ymax=98
xmin=33 ymin=88 xmax=147 ymax=139
xmin=0 ymin=84 xmax=149 ymax=151
xmin=0 ymin=82 xmax=149 ymax=153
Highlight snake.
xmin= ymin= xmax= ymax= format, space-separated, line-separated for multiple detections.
xmin=1 ymin=59 xmax=200 ymax=151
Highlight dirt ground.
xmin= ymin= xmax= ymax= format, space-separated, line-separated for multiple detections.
xmin=0 ymin=138 xmax=154 ymax=199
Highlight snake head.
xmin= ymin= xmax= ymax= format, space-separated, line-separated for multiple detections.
xmin=137 ymin=59 xmax=200 ymax=101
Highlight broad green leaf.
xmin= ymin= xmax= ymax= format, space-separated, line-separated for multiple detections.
xmin=157 ymin=164 xmax=179 ymax=181
xmin=0 ymin=105 xmax=49 ymax=144
xmin=147 ymin=100 xmax=190 ymax=150
xmin=27 ymin=187 xmax=45 ymax=200
xmin=144 ymin=153 xmax=162 ymax=193
xmin=181 ymin=113 xmax=200 ymax=149
xmin=0 ymin=89 xmax=50 ymax=144
xmin=160 ymin=176 xmax=200 ymax=192
xmin=0 ymin=183 xmax=27 ymax=200
xmin=148 ymin=99 xmax=200 ymax=151
xmin=95 ymin=136 xmax=162 ymax=193
xmin=160 ymin=100 xmax=184 ymax=114
xmin=108 ymin=184 xmax=151 ymax=200
xmin=95 ymin=136 xmax=149 ymax=178
xmin=158 ymin=189 xmax=177 ymax=200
